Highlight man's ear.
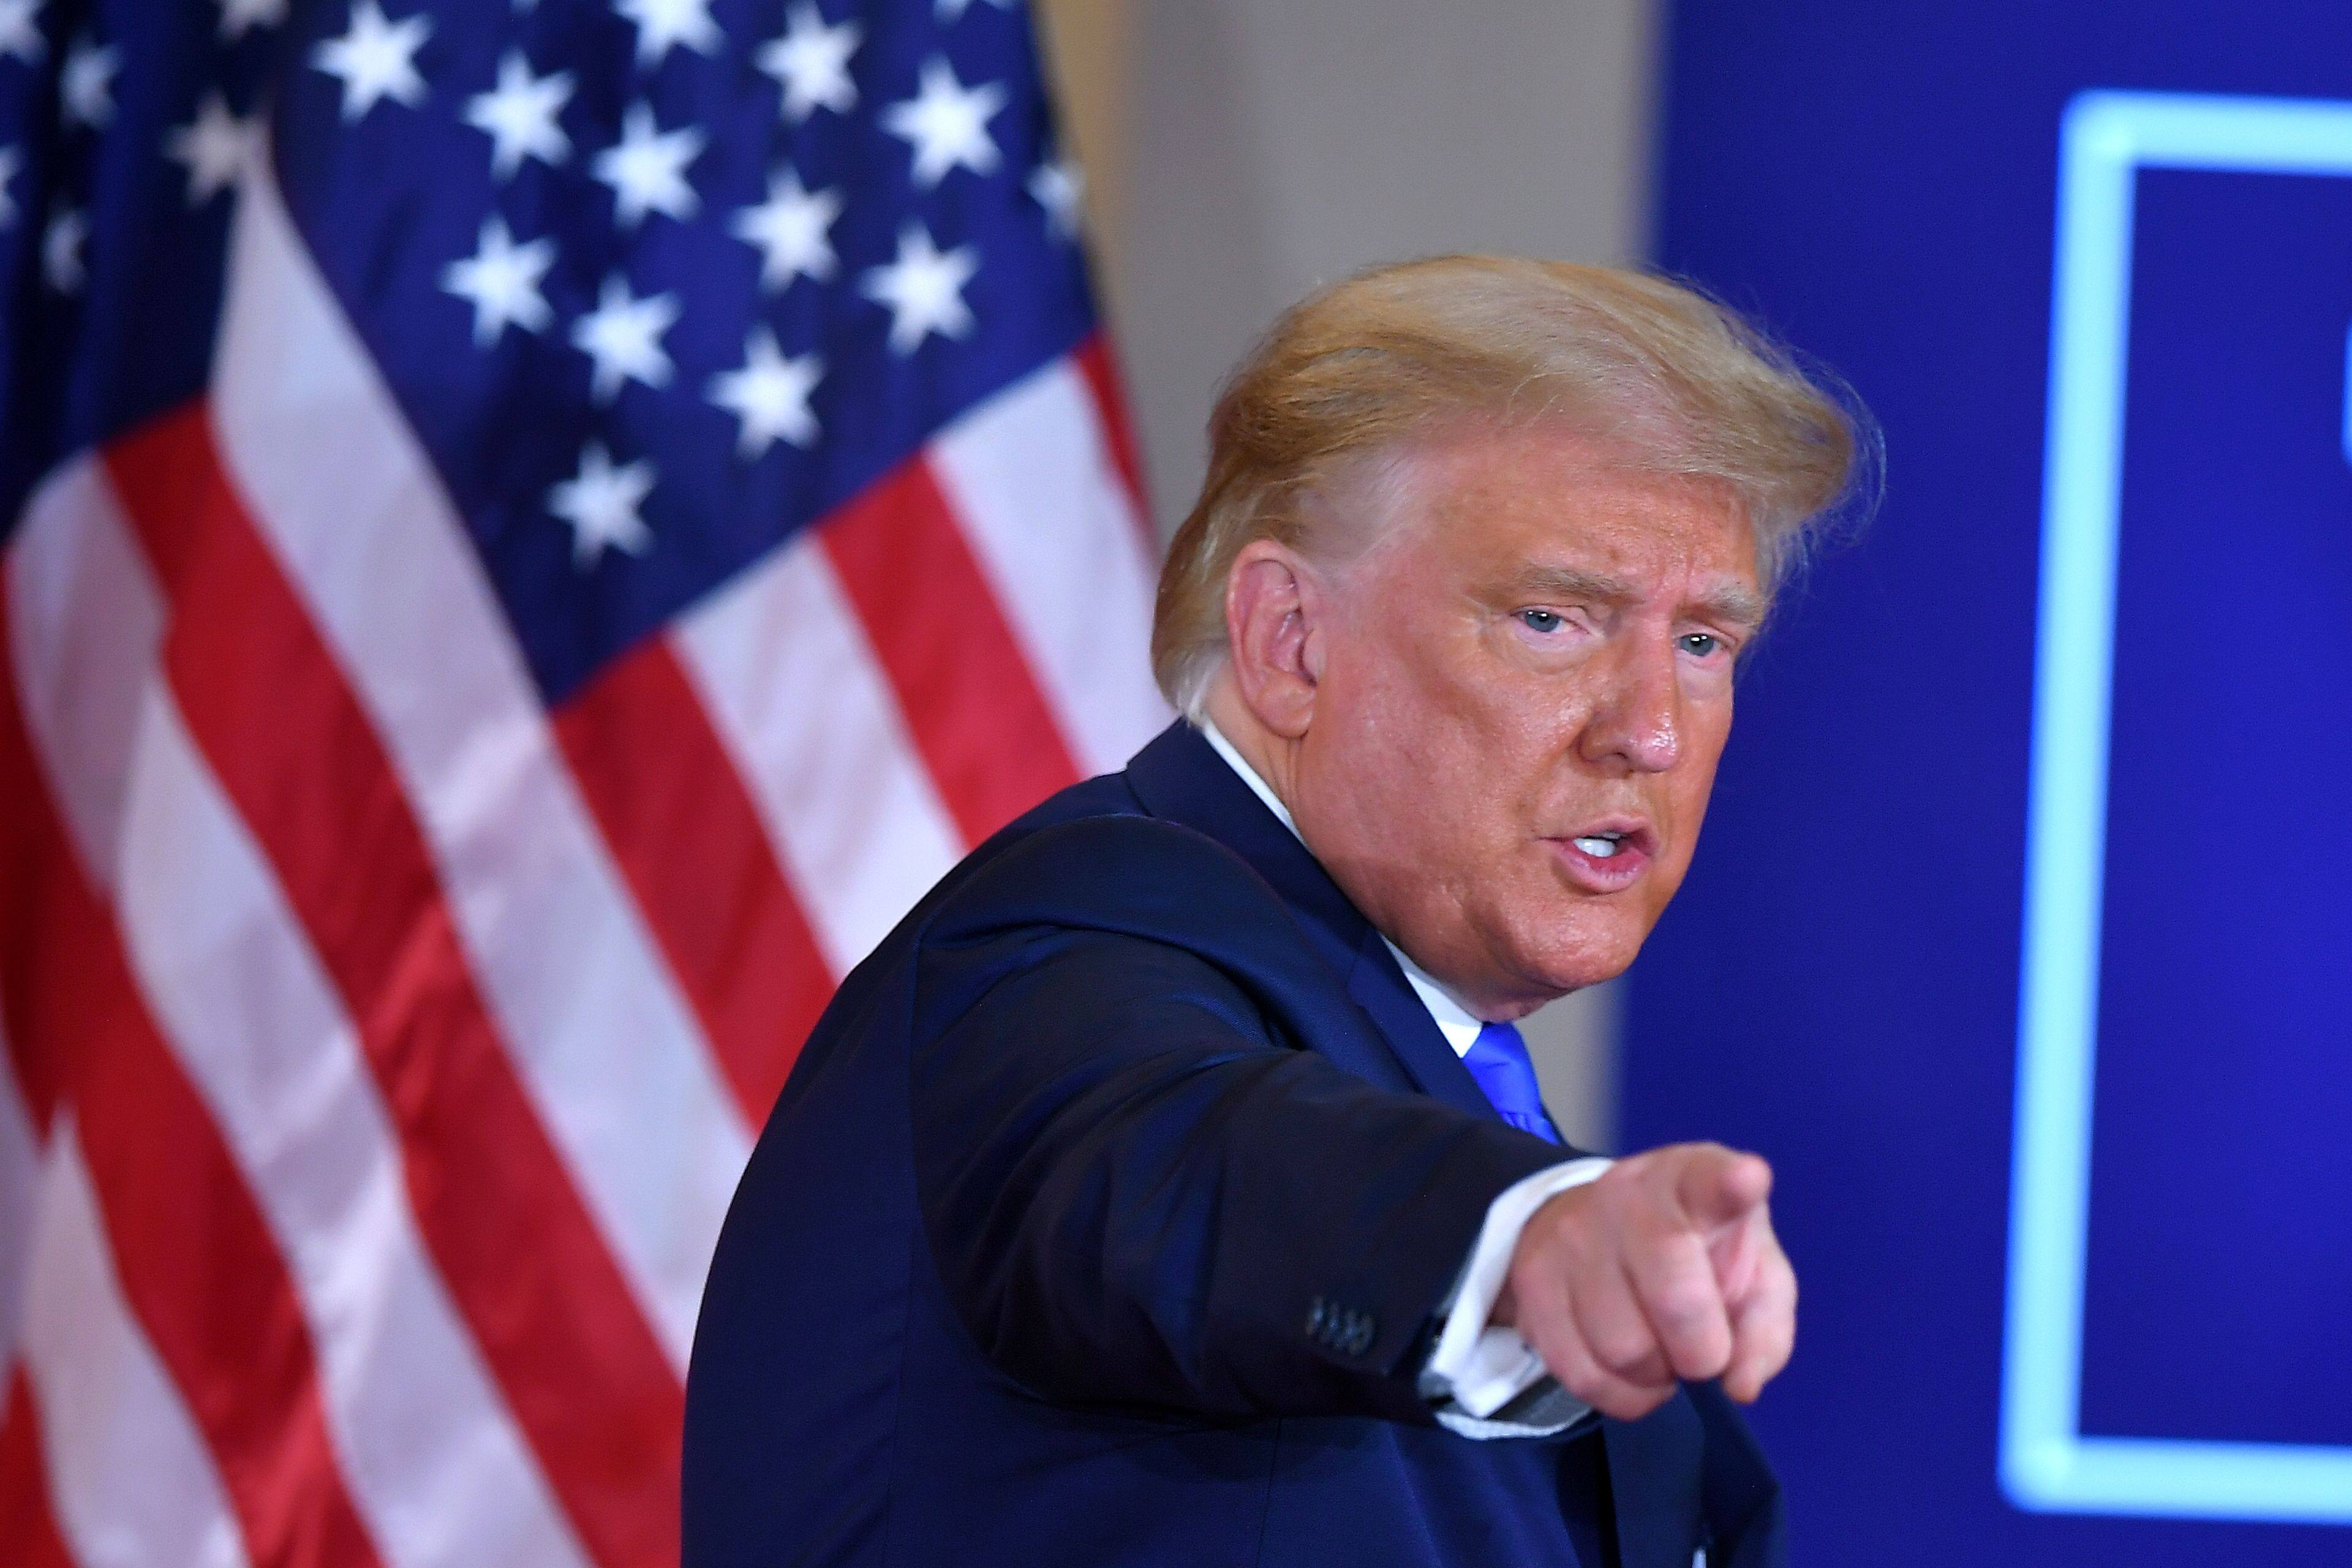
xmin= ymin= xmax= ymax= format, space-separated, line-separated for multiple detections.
xmin=1223 ymin=540 xmax=1329 ymax=739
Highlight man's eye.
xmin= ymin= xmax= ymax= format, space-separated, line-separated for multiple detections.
xmin=1517 ymin=609 xmax=1565 ymax=634
xmin=1678 ymin=631 xmax=1724 ymax=658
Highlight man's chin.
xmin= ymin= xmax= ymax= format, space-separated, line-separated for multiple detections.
xmin=1507 ymin=914 xmax=1649 ymax=997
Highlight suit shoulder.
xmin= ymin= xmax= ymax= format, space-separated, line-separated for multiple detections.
xmin=927 ymin=813 xmax=1302 ymax=960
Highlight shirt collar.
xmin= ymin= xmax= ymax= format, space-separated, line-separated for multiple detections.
xmin=1197 ymin=720 xmax=1485 ymax=1058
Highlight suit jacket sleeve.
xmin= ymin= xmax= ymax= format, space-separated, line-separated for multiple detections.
xmin=906 ymin=817 xmax=1565 ymax=1427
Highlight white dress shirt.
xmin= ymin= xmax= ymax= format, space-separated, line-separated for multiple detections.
xmin=1197 ymin=722 xmax=1611 ymax=1438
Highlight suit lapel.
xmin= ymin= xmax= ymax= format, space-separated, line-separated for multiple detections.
xmin=1343 ymin=936 xmax=1506 ymax=1119
xmin=1124 ymin=721 xmax=1500 ymax=1121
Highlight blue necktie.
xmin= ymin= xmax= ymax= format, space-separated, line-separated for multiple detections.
xmin=1462 ymin=1020 xmax=1564 ymax=1145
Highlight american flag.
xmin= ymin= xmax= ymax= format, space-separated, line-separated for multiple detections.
xmin=0 ymin=0 xmax=1166 ymax=1562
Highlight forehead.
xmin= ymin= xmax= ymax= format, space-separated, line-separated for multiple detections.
xmin=1382 ymin=421 xmax=1759 ymax=595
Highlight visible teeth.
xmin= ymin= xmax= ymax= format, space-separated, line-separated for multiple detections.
xmin=1573 ymin=835 xmax=1621 ymax=859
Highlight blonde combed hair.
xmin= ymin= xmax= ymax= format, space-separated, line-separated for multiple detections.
xmin=1149 ymin=255 xmax=1873 ymax=717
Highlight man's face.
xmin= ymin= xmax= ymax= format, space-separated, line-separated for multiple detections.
xmin=1287 ymin=423 xmax=1763 ymax=1016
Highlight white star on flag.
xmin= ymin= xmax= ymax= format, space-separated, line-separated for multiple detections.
xmin=709 ymin=327 xmax=823 ymax=456
xmin=59 ymin=37 xmax=117 ymax=130
xmin=615 ymin=0 xmax=720 ymax=65
xmin=465 ymin=50 xmax=572 ymax=179
xmin=861 ymin=222 xmax=979 ymax=353
xmin=592 ymin=102 xmax=704 ymax=228
xmin=729 ymin=168 xmax=841 ymax=291
xmin=42 ymin=206 xmax=85 ymax=292
xmin=881 ymin=56 xmax=1006 ymax=188
xmin=571 ymin=274 xmax=680 ymax=401
xmin=166 ymin=94 xmax=253 ymax=206
xmin=216 ymin=0 xmax=287 ymax=41
xmin=548 ymin=442 xmax=655 ymax=568
xmin=756 ymin=2 xmax=859 ymax=123
xmin=312 ymin=0 xmax=432 ymax=124
xmin=0 ymin=0 xmax=45 ymax=65
xmin=1028 ymin=155 xmax=1082 ymax=239
xmin=0 ymin=146 xmax=20 ymax=230
xmin=935 ymin=0 xmax=1015 ymax=20
xmin=442 ymin=216 xmax=556 ymax=345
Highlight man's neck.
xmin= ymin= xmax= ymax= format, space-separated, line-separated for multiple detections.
xmin=1200 ymin=681 xmax=1300 ymax=818
xmin=1196 ymin=718 xmax=1297 ymax=836
xmin=1194 ymin=704 xmax=1491 ymax=1046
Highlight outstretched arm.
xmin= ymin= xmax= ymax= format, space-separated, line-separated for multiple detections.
xmin=910 ymin=924 xmax=1564 ymax=1424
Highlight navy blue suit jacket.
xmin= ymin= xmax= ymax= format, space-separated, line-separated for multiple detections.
xmin=683 ymin=721 xmax=1784 ymax=1567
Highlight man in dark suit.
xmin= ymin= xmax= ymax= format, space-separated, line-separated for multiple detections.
xmin=684 ymin=257 xmax=1866 ymax=1567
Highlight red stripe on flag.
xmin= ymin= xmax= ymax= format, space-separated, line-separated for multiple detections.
xmin=1076 ymin=334 xmax=1152 ymax=524
xmin=821 ymin=458 xmax=1082 ymax=845
xmin=0 ymin=568 xmax=385 ymax=1568
xmin=0 ymin=1371 xmax=75 ymax=1568
xmin=555 ymin=633 xmax=830 ymax=1125
xmin=0 ymin=672 xmax=68 ymax=1141
xmin=100 ymin=406 xmax=682 ymax=1568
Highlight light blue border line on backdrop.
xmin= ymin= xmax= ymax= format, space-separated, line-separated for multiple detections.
xmin=2003 ymin=88 xmax=2352 ymax=1525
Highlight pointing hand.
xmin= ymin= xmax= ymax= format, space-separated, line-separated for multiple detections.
xmin=1493 ymin=1143 xmax=1796 ymax=1421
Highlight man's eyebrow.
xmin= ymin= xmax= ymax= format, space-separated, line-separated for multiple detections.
xmin=1507 ymin=566 xmax=1769 ymax=628
xmin=1510 ymin=565 xmax=1641 ymax=602
xmin=1694 ymin=583 xmax=1769 ymax=630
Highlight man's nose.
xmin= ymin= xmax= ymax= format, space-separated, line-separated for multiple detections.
xmin=1575 ymin=639 xmax=1682 ymax=774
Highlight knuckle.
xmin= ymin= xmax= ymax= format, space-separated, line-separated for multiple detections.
xmin=1530 ymin=1189 xmax=1601 ymax=1250
xmin=1648 ymin=1274 xmax=1717 ymax=1328
xmin=1580 ymin=1374 xmax=1637 ymax=1414
xmin=1672 ymin=1316 xmax=1732 ymax=1366
xmin=1591 ymin=1329 xmax=1655 ymax=1376
xmin=1731 ymin=1324 xmax=1792 ymax=1383
xmin=1502 ymin=1250 xmax=1547 ymax=1301
xmin=1616 ymin=1383 xmax=1673 ymax=1420
xmin=1687 ymin=1348 xmax=1732 ymax=1382
xmin=1558 ymin=1365 xmax=1610 ymax=1404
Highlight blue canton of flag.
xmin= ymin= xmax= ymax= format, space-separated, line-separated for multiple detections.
xmin=0 ymin=1 xmax=1166 ymax=1566
xmin=294 ymin=0 xmax=1101 ymax=697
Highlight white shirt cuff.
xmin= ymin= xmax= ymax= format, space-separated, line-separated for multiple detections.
xmin=1422 ymin=1156 xmax=1613 ymax=1438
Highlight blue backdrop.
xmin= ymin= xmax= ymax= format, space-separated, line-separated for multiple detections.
xmin=1631 ymin=6 xmax=2352 ymax=1564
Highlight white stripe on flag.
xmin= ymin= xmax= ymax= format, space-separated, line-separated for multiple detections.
xmin=926 ymin=358 xmax=1170 ymax=775
xmin=209 ymin=142 xmax=744 ymax=1363
xmin=22 ymin=1122 xmax=251 ymax=1568
xmin=113 ymin=696 xmax=593 ymax=1568
xmin=673 ymin=533 xmax=964 ymax=976
xmin=10 ymin=471 xmax=590 ymax=1568
xmin=5 ymin=457 xmax=160 ymax=884
xmin=0 ymin=1028 xmax=39 ymax=1385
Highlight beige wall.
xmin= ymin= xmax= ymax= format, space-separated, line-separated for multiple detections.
xmin=1033 ymin=0 xmax=1659 ymax=1150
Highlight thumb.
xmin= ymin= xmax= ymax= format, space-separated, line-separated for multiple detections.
xmin=1673 ymin=1145 xmax=1773 ymax=1231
